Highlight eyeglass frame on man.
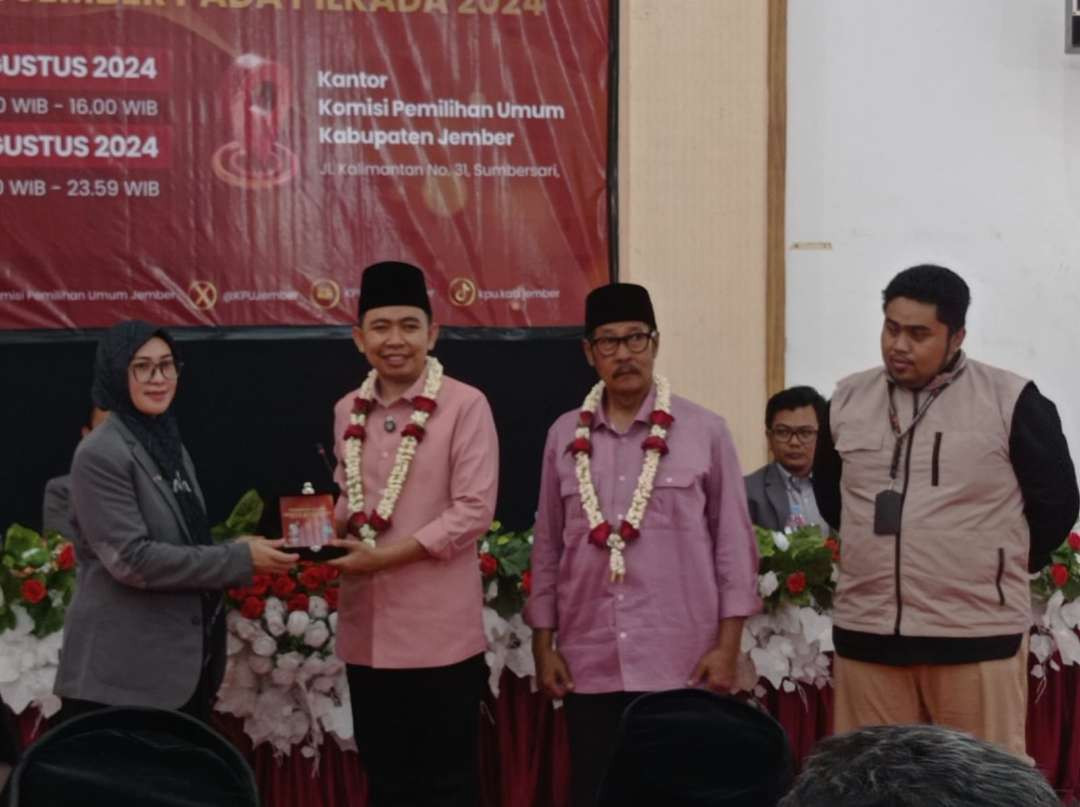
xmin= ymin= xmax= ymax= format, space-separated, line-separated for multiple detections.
xmin=588 ymin=330 xmax=658 ymax=358
xmin=767 ymin=425 xmax=819 ymax=444
xmin=129 ymin=358 xmax=183 ymax=383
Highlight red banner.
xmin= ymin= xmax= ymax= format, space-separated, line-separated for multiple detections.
xmin=0 ymin=1 xmax=611 ymax=330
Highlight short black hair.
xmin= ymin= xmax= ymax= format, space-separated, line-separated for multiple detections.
xmin=882 ymin=264 xmax=970 ymax=333
xmin=765 ymin=386 xmax=826 ymax=429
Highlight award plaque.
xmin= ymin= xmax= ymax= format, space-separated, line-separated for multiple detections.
xmin=280 ymin=486 xmax=345 ymax=561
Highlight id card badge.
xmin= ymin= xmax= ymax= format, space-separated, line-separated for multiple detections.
xmin=873 ymin=489 xmax=903 ymax=535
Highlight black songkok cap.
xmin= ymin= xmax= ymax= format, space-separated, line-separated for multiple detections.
xmin=584 ymin=283 xmax=657 ymax=334
xmin=357 ymin=261 xmax=432 ymax=322
xmin=596 ymin=689 xmax=793 ymax=807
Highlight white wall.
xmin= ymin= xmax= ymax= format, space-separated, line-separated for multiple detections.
xmin=621 ymin=1 xmax=768 ymax=468
xmin=787 ymin=0 xmax=1080 ymax=453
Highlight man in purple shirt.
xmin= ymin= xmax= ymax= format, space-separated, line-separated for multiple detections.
xmin=524 ymin=283 xmax=761 ymax=807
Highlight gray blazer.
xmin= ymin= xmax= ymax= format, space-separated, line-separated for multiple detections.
xmin=55 ymin=416 xmax=252 ymax=709
xmin=744 ymin=462 xmax=790 ymax=531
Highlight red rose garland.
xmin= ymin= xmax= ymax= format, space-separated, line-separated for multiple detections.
xmin=568 ymin=376 xmax=673 ymax=582
xmin=343 ymin=357 xmax=444 ymax=546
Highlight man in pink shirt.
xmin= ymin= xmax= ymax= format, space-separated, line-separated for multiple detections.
xmin=524 ymin=283 xmax=761 ymax=807
xmin=327 ymin=261 xmax=499 ymax=807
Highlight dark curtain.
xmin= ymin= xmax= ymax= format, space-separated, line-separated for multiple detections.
xmin=0 ymin=336 xmax=595 ymax=533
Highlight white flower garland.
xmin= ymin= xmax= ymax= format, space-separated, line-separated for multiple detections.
xmin=571 ymin=375 xmax=673 ymax=582
xmin=343 ymin=356 xmax=443 ymax=547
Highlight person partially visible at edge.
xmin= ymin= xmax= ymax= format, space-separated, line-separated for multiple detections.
xmin=42 ymin=405 xmax=109 ymax=539
xmin=812 ymin=264 xmax=1079 ymax=759
xmin=524 ymin=282 xmax=761 ymax=807
xmin=777 ymin=724 xmax=1061 ymax=807
xmin=745 ymin=386 xmax=828 ymax=531
xmin=54 ymin=320 xmax=298 ymax=723
xmin=324 ymin=262 xmax=498 ymax=807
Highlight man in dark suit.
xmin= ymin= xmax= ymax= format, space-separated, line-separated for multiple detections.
xmin=745 ymin=386 xmax=827 ymax=530
xmin=42 ymin=406 xmax=108 ymax=538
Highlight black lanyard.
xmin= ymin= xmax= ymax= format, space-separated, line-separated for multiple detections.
xmin=886 ymin=383 xmax=949 ymax=482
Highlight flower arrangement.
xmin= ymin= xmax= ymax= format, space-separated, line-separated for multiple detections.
xmin=754 ymin=525 xmax=838 ymax=612
xmin=1030 ymin=531 xmax=1080 ymax=682
xmin=738 ymin=525 xmax=838 ymax=695
xmin=478 ymin=522 xmax=535 ymax=696
xmin=210 ymin=490 xmax=350 ymax=756
xmin=477 ymin=521 xmax=534 ymax=619
xmin=215 ymin=561 xmax=350 ymax=757
xmin=0 ymin=524 xmax=76 ymax=716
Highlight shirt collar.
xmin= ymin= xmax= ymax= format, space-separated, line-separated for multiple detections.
xmin=373 ymin=370 xmax=428 ymax=408
xmin=593 ymin=383 xmax=658 ymax=433
xmin=775 ymin=462 xmax=811 ymax=487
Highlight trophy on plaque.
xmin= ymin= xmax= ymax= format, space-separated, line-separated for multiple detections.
xmin=280 ymin=482 xmax=345 ymax=561
xmin=211 ymin=53 xmax=299 ymax=190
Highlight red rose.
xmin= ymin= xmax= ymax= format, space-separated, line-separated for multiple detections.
xmin=20 ymin=579 xmax=46 ymax=605
xmin=786 ymin=571 xmax=807 ymax=595
xmin=641 ymin=436 xmax=669 ymax=455
xmin=56 ymin=544 xmax=75 ymax=571
xmin=479 ymin=553 xmax=498 ymax=577
xmin=240 ymin=596 xmax=265 ymax=620
xmin=1051 ymin=563 xmax=1070 ymax=588
xmin=287 ymin=593 xmax=310 ymax=612
xmin=352 ymin=397 xmax=373 ymax=415
xmin=272 ymin=575 xmax=297 ymax=598
xmin=649 ymin=410 xmax=675 ymax=428
xmin=324 ymin=587 xmax=339 ymax=610
xmin=321 ymin=565 xmax=341 ymax=582
xmin=521 ymin=570 xmax=532 ymax=595
xmin=1069 ymin=532 xmax=1080 ymax=551
xmin=567 ymin=437 xmax=592 ymax=456
xmin=300 ymin=568 xmax=324 ymax=590
xmin=369 ymin=513 xmax=391 ymax=533
xmin=578 ymin=411 xmax=594 ymax=427
xmin=824 ymin=538 xmax=841 ymax=562
xmin=588 ymin=522 xmax=613 ymax=548
xmin=413 ymin=396 xmax=438 ymax=414
xmin=618 ymin=521 xmax=640 ymax=542
xmin=227 ymin=587 xmax=248 ymax=602
xmin=402 ymin=423 xmax=426 ymax=442
xmin=344 ymin=424 xmax=366 ymax=441
xmin=347 ymin=512 xmax=368 ymax=537
xmin=250 ymin=575 xmax=272 ymax=597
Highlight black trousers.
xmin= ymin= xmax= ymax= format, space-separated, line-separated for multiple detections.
xmin=347 ymin=653 xmax=486 ymax=807
xmin=564 ymin=691 xmax=644 ymax=807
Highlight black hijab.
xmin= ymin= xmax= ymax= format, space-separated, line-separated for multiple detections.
xmin=91 ymin=320 xmax=211 ymax=547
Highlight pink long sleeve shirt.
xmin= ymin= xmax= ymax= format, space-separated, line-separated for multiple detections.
xmin=332 ymin=372 xmax=498 ymax=669
xmin=524 ymin=386 xmax=761 ymax=693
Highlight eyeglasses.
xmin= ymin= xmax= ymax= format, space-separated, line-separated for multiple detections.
xmin=769 ymin=426 xmax=818 ymax=444
xmin=589 ymin=331 xmax=657 ymax=358
xmin=129 ymin=358 xmax=182 ymax=383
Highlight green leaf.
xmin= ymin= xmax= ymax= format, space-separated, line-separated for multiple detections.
xmin=4 ymin=524 xmax=47 ymax=567
xmin=212 ymin=490 xmax=265 ymax=542
xmin=34 ymin=606 xmax=65 ymax=639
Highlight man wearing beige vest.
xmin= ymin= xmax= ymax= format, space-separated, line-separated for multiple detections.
xmin=813 ymin=264 xmax=1079 ymax=759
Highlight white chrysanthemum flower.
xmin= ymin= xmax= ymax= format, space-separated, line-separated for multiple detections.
xmin=307 ymin=596 xmax=328 ymax=619
xmin=303 ymin=621 xmax=330 ymax=649
xmin=758 ymin=571 xmax=780 ymax=598
xmin=286 ymin=611 xmax=311 ymax=636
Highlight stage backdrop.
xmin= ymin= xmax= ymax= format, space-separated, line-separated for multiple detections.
xmin=0 ymin=0 xmax=611 ymax=331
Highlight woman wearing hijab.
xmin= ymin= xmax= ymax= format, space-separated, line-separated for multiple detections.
xmin=54 ymin=321 xmax=298 ymax=722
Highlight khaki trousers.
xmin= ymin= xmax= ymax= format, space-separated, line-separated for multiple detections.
xmin=832 ymin=636 xmax=1030 ymax=761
